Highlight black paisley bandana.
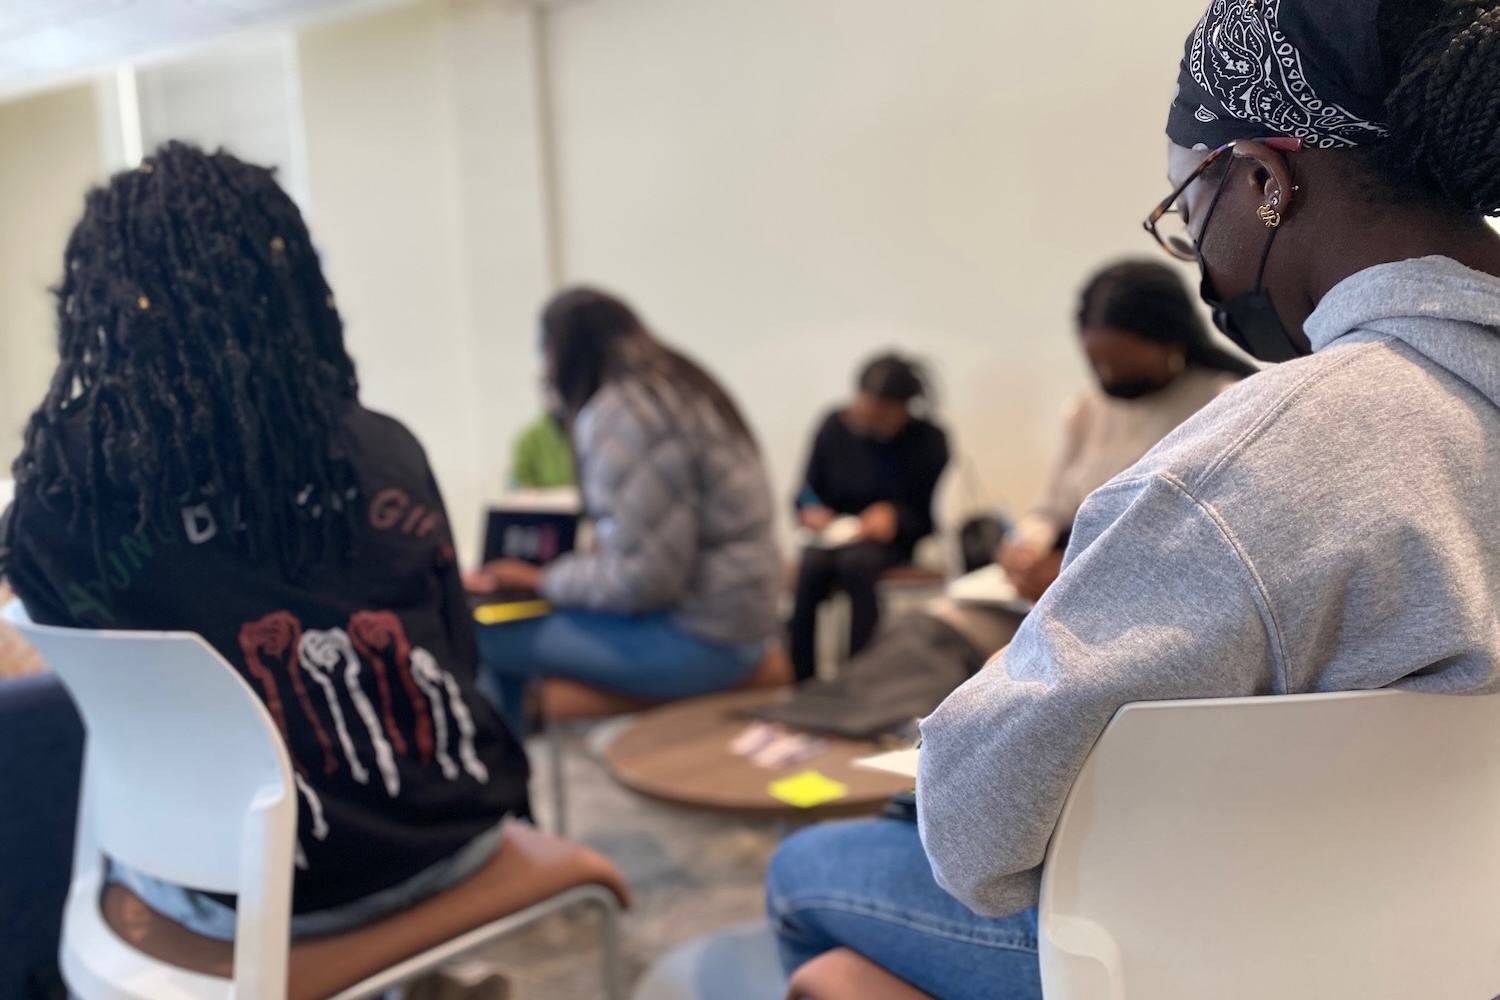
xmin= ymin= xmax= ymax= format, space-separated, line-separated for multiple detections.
xmin=1168 ymin=0 xmax=1391 ymax=150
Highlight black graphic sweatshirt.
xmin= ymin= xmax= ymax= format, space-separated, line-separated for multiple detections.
xmin=0 ymin=406 xmax=530 ymax=914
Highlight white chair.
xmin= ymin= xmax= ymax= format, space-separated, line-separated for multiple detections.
xmin=1039 ymin=690 xmax=1500 ymax=1000
xmin=3 ymin=602 xmax=629 ymax=1000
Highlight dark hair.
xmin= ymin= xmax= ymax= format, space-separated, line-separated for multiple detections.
xmin=1079 ymin=260 xmax=1260 ymax=378
xmin=1361 ymin=0 xmax=1500 ymax=215
xmin=540 ymin=286 xmax=756 ymax=445
xmin=9 ymin=142 xmax=361 ymax=579
xmin=858 ymin=353 xmax=931 ymax=406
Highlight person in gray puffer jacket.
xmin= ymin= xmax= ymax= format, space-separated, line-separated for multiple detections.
xmin=467 ymin=288 xmax=781 ymax=734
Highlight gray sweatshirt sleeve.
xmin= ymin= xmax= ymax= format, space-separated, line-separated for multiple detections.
xmin=539 ymin=392 xmax=700 ymax=614
xmin=916 ymin=471 xmax=1283 ymax=917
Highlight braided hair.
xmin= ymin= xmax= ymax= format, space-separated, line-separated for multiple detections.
xmin=1363 ymin=0 xmax=1500 ymax=215
xmin=10 ymin=142 xmax=361 ymax=580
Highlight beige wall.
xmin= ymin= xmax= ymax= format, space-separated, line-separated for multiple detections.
xmin=298 ymin=0 xmax=553 ymax=560
xmin=544 ymin=0 xmax=1212 ymax=525
xmin=0 ymin=85 xmax=102 ymax=475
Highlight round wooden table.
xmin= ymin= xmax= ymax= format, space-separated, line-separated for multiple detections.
xmin=604 ymin=688 xmax=915 ymax=821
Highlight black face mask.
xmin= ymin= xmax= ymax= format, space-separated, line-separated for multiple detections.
xmin=1198 ymin=237 xmax=1306 ymax=364
xmin=1101 ymin=378 xmax=1171 ymax=401
xmin=1195 ymin=164 xmax=1308 ymax=365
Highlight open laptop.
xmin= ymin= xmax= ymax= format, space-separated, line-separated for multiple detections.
xmin=469 ymin=488 xmax=582 ymax=624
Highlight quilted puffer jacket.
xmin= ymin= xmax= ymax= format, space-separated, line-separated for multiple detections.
xmin=539 ymin=377 xmax=781 ymax=646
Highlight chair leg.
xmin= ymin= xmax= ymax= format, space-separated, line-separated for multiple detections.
xmin=595 ymin=894 xmax=624 ymax=1000
xmin=546 ymin=718 xmax=568 ymax=837
xmin=815 ymin=595 xmax=851 ymax=681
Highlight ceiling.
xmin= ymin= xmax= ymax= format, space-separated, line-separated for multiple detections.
xmin=0 ymin=0 xmax=415 ymax=100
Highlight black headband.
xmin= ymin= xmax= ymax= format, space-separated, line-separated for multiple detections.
xmin=1167 ymin=0 xmax=1391 ymax=150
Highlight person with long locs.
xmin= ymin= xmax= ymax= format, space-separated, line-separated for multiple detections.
xmin=0 ymin=142 xmax=531 ymax=939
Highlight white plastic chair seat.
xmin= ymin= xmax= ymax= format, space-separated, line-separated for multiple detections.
xmin=1038 ymin=690 xmax=1500 ymax=1000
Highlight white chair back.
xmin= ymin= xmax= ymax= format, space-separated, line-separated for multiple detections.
xmin=2 ymin=601 xmax=296 ymax=999
xmin=1038 ymin=690 xmax=1500 ymax=1000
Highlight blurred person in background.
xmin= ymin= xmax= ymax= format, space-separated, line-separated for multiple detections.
xmin=508 ymin=389 xmax=575 ymax=491
xmin=466 ymin=288 xmax=782 ymax=735
xmin=997 ymin=259 xmax=1259 ymax=603
xmin=788 ymin=354 xmax=949 ymax=682
xmin=756 ymin=260 xmax=1255 ymax=741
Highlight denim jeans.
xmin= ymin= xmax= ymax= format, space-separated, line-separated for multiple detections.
xmin=766 ymin=819 xmax=1043 ymax=1000
xmin=476 ymin=611 xmax=765 ymax=735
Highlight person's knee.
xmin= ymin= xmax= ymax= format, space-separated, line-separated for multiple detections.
xmin=798 ymin=547 xmax=837 ymax=581
xmin=768 ymin=825 xmax=829 ymax=905
xmin=767 ymin=821 xmax=869 ymax=914
xmin=767 ymin=828 xmax=841 ymax=972
xmin=767 ymin=820 xmax=918 ymax=973
xmin=766 ymin=826 xmax=818 ymax=911
xmin=767 ymin=823 xmax=849 ymax=965
xmin=836 ymin=545 xmax=888 ymax=582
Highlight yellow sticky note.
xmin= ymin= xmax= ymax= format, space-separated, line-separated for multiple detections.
xmin=472 ymin=600 xmax=552 ymax=626
xmin=768 ymin=771 xmax=849 ymax=809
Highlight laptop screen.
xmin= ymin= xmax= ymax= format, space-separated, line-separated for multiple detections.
xmin=479 ymin=489 xmax=582 ymax=565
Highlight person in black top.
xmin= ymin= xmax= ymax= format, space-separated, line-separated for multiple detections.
xmin=788 ymin=354 xmax=949 ymax=682
xmin=0 ymin=143 xmax=529 ymax=938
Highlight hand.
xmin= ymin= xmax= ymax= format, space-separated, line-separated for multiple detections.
xmin=0 ymin=625 xmax=45 ymax=680
xmin=463 ymin=559 xmax=544 ymax=596
xmin=859 ymin=502 xmax=899 ymax=545
xmin=1008 ymin=549 xmax=1064 ymax=604
xmin=799 ymin=505 xmax=836 ymax=532
xmin=996 ymin=539 xmax=1040 ymax=579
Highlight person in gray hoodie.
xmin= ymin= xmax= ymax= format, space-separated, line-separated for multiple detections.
xmin=468 ymin=288 xmax=781 ymax=735
xmin=765 ymin=0 xmax=1500 ymax=996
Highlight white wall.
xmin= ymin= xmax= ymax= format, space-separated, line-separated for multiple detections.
xmin=543 ymin=0 xmax=1212 ymax=524
xmin=297 ymin=0 xmax=553 ymax=561
xmin=0 ymin=84 xmax=103 ymax=474
xmin=0 ymin=0 xmax=1222 ymax=557
xmin=135 ymin=34 xmax=311 ymax=209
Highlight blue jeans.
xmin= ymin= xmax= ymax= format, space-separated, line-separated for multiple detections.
xmin=766 ymin=819 xmax=1042 ymax=1000
xmin=476 ymin=611 xmax=765 ymax=735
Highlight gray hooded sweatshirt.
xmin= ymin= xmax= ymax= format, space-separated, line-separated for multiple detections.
xmin=918 ymin=256 xmax=1500 ymax=917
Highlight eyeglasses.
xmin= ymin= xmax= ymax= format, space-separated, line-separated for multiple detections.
xmin=1143 ymin=137 xmax=1305 ymax=262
